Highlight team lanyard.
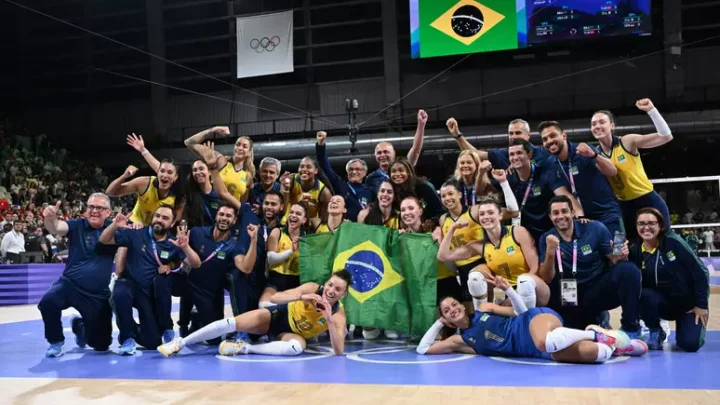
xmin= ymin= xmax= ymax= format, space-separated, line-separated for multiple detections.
xmin=201 ymin=239 xmax=227 ymax=264
xmin=519 ymin=164 xmax=536 ymax=213
xmin=556 ymin=239 xmax=577 ymax=279
xmin=348 ymin=183 xmax=368 ymax=208
xmin=462 ymin=183 xmax=476 ymax=207
xmin=147 ymin=227 xmax=164 ymax=267
xmin=557 ymin=157 xmax=581 ymax=206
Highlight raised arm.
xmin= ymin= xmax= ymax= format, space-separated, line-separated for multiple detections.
xmin=105 ymin=166 xmax=150 ymax=198
xmin=621 ymin=99 xmax=673 ymax=153
xmin=576 ymin=143 xmax=617 ymax=177
xmin=42 ymin=201 xmax=69 ymax=236
xmin=233 ymin=225 xmax=258 ymax=274
xmin=199 ymin=142 xmax=241 ymax=210
xmin=99 ymin=212 xmax=130 ymax=245
xmin=446 ymin=117 xmax=489 ymax=159
xmin=538 ymin=234 xmax=559 ymax=283
xmin=437 ymin=221 xmax=483 ymax=262
xmin=315 ymin=131 xmax=345 ymax=192
xmin=407 ymin=109 xmax=428 ymax=167
xmin=185 ymin=126 xmax=230 ymax=168
xmin=127 ymin=133 xmax=161 ymax=173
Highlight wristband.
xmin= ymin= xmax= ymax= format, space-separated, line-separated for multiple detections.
xmin=454 ymin=132 xmax=464 ymax=139
xmin=141 ymin=149 xmax=149 ymax=156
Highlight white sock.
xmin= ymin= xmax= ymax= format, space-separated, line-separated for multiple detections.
xmin=183 ymin=317 xmax=237 ymax=346
xmin=545 ymin=327 xmax=596 ymax=353
xmin=516 ymin=274 xmax=537 ymax=309
xmin=595 ymin=343 xmax=614 ymax=363
xmin=247 ymin=339 xmax=303 ymax=356
xmin=258 ymin=301 xmax=274 ymax=309
xmin=468 ymin=272 xmax=488 ymax=310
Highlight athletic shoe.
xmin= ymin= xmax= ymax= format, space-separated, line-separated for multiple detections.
xmin=613 ymin=339 xmax=648 ymax=356
xmin=71 ymin=316 xmax=87 ymax=348
xmin=219 ymin=340 xmax=248 ymax=356
xmin=362 ymin=328 xmax=381 ymax=340
xmin=660 ymin=319 xmax=670 ymax=343
xmin=646 ymin=328 xmax=667 ymax=350
xmin=162 ymin=330 xmax=175 ymax=344
xmin=157 ymin=337 xmax=184 ymax=357
xmin=384 ymin=330 xmax=399 ymax=339
xmin=119 ymin=338 xmax=137 ymax=356
xmin=586 ymin=324 xmax=632 ymax=351
xmin=45 ymin=342 xmax=64 ymax=358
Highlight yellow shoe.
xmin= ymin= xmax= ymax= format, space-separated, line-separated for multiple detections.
xmin=219 ymin=340 xmax=248 ymax=356
xmin=157 ymin=337 xmax=183 ymax=357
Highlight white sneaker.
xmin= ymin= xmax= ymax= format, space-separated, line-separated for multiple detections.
xmin=218 ymin=340 xmax=248 ymax=356
xmin=660 ymin=319 xmax=670 ymax=343
xmin=384 ymin=330 xmax=399 ymax=339
xmin=362 ymin=328 xmax=381 ymax=340
xmin=157 ymin=337 xmax=184 ymax=357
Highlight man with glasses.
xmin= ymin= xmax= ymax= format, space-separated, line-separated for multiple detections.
xmin=37 ymin=193 xmax=118 ymax=357
xmin=316 ymin=131 xmax=374 ymax=221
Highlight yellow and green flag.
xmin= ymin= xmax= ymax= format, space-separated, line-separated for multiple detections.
xmin=416 ymin=0 xmax=518 ymax=58
xmin=299 ymin=223 xmax=437 ymax=336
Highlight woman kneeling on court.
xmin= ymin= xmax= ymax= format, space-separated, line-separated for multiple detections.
xmin=158 ymin=270 xmax=351 ymax=357
xmin=629 ymin=207 xmax=709 ymax=351
xmin=417 ymin=276 xmax=647 ymax=363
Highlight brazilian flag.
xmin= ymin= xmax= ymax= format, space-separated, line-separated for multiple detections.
xmin=416 ymin=0 xmax=518 ymax=58
xmin=299 ymin=223 xmax=437 ymax=336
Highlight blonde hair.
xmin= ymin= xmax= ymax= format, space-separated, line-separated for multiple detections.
xmin=235 ymin=136 xmax=256 ymax=178
xmin=453 ymin=150 xmax=481 ymax=180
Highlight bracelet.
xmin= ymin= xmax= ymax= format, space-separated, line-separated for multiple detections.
xmin=591 ymin=151 xmax=598 ymax=159
xmin=141 ymin=149 xmax=149 ymax=156
xmin=454 ymin=132 xmax=464 ymax=139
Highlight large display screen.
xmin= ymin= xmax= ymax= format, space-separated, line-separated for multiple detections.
xmin=410 ymin=0 xmax=652 ymax=59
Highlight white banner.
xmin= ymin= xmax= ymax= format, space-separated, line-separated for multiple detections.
xmin=236 ymin=11 xmax=294 ymax=79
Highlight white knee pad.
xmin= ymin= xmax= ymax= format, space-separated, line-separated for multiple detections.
xmin=467 ymin=272 xmax=488 ymax=299
xmin=283 ymin=339 xmax=303 ymax=356
xmin=516 ymin=274 xmax=537 ymax=309
xmin=258 ymin=301 xmax=275 ymax=309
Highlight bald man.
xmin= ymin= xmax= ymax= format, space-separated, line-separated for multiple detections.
xmin=365 ymin=110 xmax=427 ymax=193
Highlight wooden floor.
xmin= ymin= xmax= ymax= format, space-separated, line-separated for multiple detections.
xmin=1 ymin=282 xmax=719 ymax=405
xmin=4 ymin=378 xmax=720 ymax=405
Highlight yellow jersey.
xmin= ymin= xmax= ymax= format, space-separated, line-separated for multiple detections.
xmin=288 ymin=287 xmax=343 ymax=338
xmin=482 ymin=226 xmax=529 ymax=286
xmin=601 ymin=136 xmax=654 ymax=201
xmin=218 ymin=161 xmax=249 ymax=202
xmin=269 ymin=228 xmax=300 ymax=276
xmin=129 ymin=177 xmax=177 ymax=225
xmin=384 ymin=213 xmax=399 ymax=230
xmin=315 ymin=220 xmax=342 ymax=234
xmin=441 ymin=209 xmax=484 ymax=267
xmin=289 ymin=175 xmax=325 ymax=219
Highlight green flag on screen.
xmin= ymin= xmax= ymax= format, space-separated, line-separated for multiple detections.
xmin=299 ymin=223 xmax=437 ymax=336
xmin=417 ymin=0 xmax=518 ymax=58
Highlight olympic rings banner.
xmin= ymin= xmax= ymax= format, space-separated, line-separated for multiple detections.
xmin=236 ymin=10 xmax=294 ymax=79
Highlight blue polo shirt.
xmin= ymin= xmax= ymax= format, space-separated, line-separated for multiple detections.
xmin=251 ymin=182 xmax=281 ymax=208
xmin=63 ymin=219 xmax=118 ymax=297
xmin=539 ymin=220 xmax=612 ymax=286
xmin=316 ymin=143 xmax=375 ymax=221
xmin=488 ymin=144 xmax=551 ymax=170
xmin=549 ymin=142 xmax=621 ymax=221
xmin=200 ymin=187 xmax=224 ymax=225
xmin=492 ymin=164 xmax=564 ymax=241
xmin=114 ymin=227 xmax=186 ymax=290
xmin=365 ymin=168 xmax=390 ymax=193
xmin=188 ymin=226 xmax=245 ymax=292
xmin=232 ymin=202 xmax=260 ymax=251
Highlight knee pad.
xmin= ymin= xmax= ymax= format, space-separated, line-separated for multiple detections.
xmin=467 ymin=272 xmax=488 ymax=299
xmin=283 ymin=339 xmax=303 ymax=356
xmin=516 ymin=274 xmax=537 ymax=309
xmin=258 ymin=301 xmax=274 ymax=309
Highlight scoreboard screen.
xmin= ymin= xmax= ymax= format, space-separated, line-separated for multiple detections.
xmin=410 ymin=0 xmax=652 ymax=59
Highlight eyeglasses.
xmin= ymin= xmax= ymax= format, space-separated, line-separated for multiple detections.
xmin=87 ymin=205 xmax=110 ymax=212
xmin=636 ymin=221 xmax=659 ymax=228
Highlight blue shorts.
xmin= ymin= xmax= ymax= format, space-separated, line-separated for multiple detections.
xmin=512 ymin=307 xmax=563 ymax=360
xmin=264 ymin=304 xmax=293 ymax=338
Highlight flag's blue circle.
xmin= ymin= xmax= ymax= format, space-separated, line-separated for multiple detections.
xmin=345 ymin=250 xmax=384 ymax=293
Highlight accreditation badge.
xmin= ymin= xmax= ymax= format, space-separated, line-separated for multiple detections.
xmin=561 ymin=279 xmax=578 ymax=307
